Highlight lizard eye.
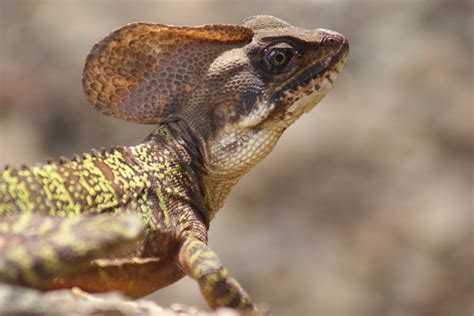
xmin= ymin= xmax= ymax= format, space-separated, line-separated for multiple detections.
xmin=264 ymin=43 xmax=297 ymax=73
xmin=267 ymin=50 xmax=289 ymax=66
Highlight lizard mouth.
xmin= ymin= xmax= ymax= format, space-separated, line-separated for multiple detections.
xmin=271 ymin=38 xmax=349 ymax=121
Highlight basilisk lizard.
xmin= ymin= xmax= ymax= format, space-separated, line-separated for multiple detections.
xmin=0 ymin=15 xmax=349 ymax=311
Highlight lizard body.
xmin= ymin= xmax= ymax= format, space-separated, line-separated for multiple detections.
xmin=0 ymin=15 xmax=348 ymax=311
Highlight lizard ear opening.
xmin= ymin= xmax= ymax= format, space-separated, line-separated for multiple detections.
xmin=82 ymin=22 xmax=253 ymax=124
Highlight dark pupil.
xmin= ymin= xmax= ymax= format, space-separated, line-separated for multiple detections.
xmin=268 ymin=50 xmax=289 ymax=67
xmin=274 ymin=52 xmax=286 ymax=63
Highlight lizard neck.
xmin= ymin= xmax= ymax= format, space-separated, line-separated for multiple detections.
xmin=145 ymin=121 xmax=242 ymax=222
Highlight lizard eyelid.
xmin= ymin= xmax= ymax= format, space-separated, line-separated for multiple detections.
xmin=263 ymin=43 xmax=299 ymax=74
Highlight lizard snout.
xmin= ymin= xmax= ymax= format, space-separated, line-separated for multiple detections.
xmin=318 ymin=30 xmax=349 ymax=55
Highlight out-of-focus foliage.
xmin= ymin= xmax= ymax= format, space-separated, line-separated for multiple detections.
xmin=0 ymin=1 xmax=471 ymax=316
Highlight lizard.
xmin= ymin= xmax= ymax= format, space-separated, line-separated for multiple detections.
xmin=0 ymin=15 xmax=349 ymax=311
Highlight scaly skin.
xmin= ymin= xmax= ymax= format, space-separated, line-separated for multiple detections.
xmin=1 ymin=124 xmax=209 ymax=298
xmin=0 ymin=15 xmax=349 ymax=311
xmin=0 ymin=213 xmax=145 ymax=287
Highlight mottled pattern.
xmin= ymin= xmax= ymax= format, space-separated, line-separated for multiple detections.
xmin=0 ymin=15 xmax=349 ymax=311
xmin=0 ymin=213 xmax=144 ymax=287
xmin=179 ymin=237 xmax=253 ymax=309
xmin=0 ymin=126 xmax=205 ymax=231
xmin=0 ymin=124 xmax=209 ymax=297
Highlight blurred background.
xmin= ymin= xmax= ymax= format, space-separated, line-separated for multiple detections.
xmin=0 ymin=0 xmax=472 ymax=315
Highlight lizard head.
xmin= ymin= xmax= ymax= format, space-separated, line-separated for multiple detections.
xmin=83 ymin=15 xmax=348 ymax=178
xmin=202 ymin=16 xmax=349 ymax=177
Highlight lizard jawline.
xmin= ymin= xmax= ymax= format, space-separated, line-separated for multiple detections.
xmin=287 ymin=56 xmax=347 ymax=116
xmin=280 ymin=50 xmax=348 ymax=124
xmin=270 ymin=45 xmax=348 ymax=118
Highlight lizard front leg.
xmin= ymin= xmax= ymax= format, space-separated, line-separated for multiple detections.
xmin=178 ymin=236 xmax=255 ymax=311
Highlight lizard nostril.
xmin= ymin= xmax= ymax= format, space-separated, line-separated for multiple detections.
xmin=320 ymin=35 xmax=339 ymax=47
xmin=321 ymin=36 xmax=344 ymax=46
